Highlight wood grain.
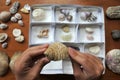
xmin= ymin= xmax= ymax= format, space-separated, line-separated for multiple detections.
xmin=0 ymin=0 xmax=120 ymax=80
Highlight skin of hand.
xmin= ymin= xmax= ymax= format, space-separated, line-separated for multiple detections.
xmin=13 ymin=44 xmax=50 ymax=80
xmin=68 ymin=47 xmax=104 ymax=80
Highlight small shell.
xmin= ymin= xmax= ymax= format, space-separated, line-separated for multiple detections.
xmin=1 ymin=42 xmax=8 ymax=49
xmin=88 ymin=45 xmax=100 ymax=55
xmin=18 ymin=20 xmax=24 ymax=26
xmin=0 ymin=33 xmax=8 ymax=43
xmin=12 ymin=28 xmax=22 ymax=37
xmin=58 ymin=14 xmax=65 ymax=21
xmin=62 ymin=25 xmax=70 ymax=33
xmin=0 ymin=51 xmax=9 ymax=76
xmin=24 ymin=4 xmax=30 ymax=11
xmin=20 ymin=8 xmax=29 ymax=14
xmin=5 ymin=0 xmax=11 ymax=6
xmin=15 ymin=13 xmax=22 ymax=20
xmin=37 ymin=29 xmax=49 ymax=38
xmin=11 ymin=16 xmax=17 ymax=22
xmin=9 ymin=51 xmax=22 ymax=72
xmin=15 ymin=35 xmax=24 ymax=42
xmin=61 ymin=34 xmax=72 ymax=41
xmin=0 ymin=23 xmax=8 ymax=30
xmin=86 ymin=34 xmax=94 ymax=40
xmin=67 ymin=15 xmax=73 ymax=21
xmin=44 ymin=42 xmax=68 ymax=61
xmin=111 ymin=30 xmax=120 ymax=40
xmin=85 ymin=27 xmax=94 ymax=33
xmin=0 ymin=11 xmax=11 ymax=22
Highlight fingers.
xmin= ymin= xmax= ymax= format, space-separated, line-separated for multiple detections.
xmin=31 ymin=57 xmax=50 ymax=76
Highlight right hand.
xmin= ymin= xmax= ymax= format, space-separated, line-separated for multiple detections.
xmin=68 ymin=47 xmax=104 ymax=80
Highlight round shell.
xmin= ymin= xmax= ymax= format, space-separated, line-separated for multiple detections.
xmin=12 ymin=28 xmax=22 ymax=37
xmin=11 ymin=16 xmax=17 ymax=22
xmin=0 ymin=33 xmax=8 ymax=43
xmin=15 ymin=35 xmax=24 ymax=42
xmin=18 ymin=20 xmax=24 ymax=26
xmin=44 ymin=42 xmax=68 ymax=61
xmin=15 ymin=13 xmax=22 ymax=20
xmin=106 ymin=49 xmax=120 ymax=74
xmin=0 ymin=11 xmax=11 ymax=22
xmin=9 ymin=51 xmax=22 ymax=72
xmin=0 ymin=51 xmax=9 ymax=76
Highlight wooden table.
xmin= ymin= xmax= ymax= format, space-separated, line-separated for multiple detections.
xmin=0 ymin=0 xmax=120 ymax=80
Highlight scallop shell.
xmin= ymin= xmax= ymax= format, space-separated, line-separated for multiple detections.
xmin=44 ymin=42 xmax=68 ymax=61
xmin=9 ymin=51 xmax=22 ymax=72
xmin=0 ymin=51 xmax=9 ymax=76
xmin=0 ymin=23 xmax=8 ymax=29
xmin=0 ymin=33 xmax=8 ymax=43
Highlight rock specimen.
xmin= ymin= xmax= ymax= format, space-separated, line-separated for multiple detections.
xmin=44 ymin=42 xmax=68 ymax=60
xmin=106 ymin=49 xmax=120 ymax=74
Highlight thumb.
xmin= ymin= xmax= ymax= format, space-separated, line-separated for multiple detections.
xmin=31 ymin=57 xmax=50 ymax=75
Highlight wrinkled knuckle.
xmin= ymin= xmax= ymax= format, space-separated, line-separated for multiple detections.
xmin=74 ymin=72 xmax=80 ymax=78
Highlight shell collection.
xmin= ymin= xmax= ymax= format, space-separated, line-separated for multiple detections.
xmin=106 ymin=6 xmax=120 ymax=19
xmin=37 ymin=29 xmax=49 ymax=38
xmin=80 ymin=12 xmax=97 ymax=22
xmin=44 ymin=42 xmax=68 ymax=60
xmin=85 ymin=27 xmax=94 ymax=41
xmin=0 ymin=11 xmax=11 ymax=22
xmin=9 ymin=1 xmax=20 ymax=14
xmin=58 ymin=9 xmax=73 ymax=21
xmin=106 ymin=49 xmax=120 ymax=74
xmin=12 ymin=28 xmax=24 ymax=42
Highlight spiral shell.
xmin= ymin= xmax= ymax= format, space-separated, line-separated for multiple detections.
xmin=44 ymin=42 xmax=68 ymax=61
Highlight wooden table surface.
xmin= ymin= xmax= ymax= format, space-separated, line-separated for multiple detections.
xmin=0 ymin=0 xmax=120 ymax=80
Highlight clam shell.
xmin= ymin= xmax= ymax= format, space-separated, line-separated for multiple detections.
xmin=0 ymin=33 xmax=8 ymax=43
xmin=44 ymin=42 xmax=68 ymax=61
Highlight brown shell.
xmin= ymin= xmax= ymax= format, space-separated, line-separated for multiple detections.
xmin=44 ymin=42 xmax=68 ymax=61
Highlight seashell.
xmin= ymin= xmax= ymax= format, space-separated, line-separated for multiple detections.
xmin=0 ymin=11 xmax=11 ymax=22
xmin=12 ymin=28 xmax=22 ymax=37
xmin=85 ymin=27 xmax=94 ymax=33
xmin=0 ymin=23 xmax=8 ymax=30
xmin=1 ymin=42 xmax=8 ymax=49
xmin=5 ymin=0 xmax=11 ymax=6
xmin=61 ymin=34 xmax=72 ymax=41
xmin=67 ymin=15 xmax=73 ymax=21
xmin=37 ymin=29 xmax=49 ymax=38
xmin=58 ymin=14 xmax=65 ymax=21
xmin=15 ymin=13 xmax=22 ymax=20
xmin=106 ymin=6 xmax=120 ymax=19
xmin=20 ymin=8 xmax=29 ymax=14
xmin=9 ymin=1 xmax=20 ymax=14
xmin=62 ymin=25 xmax=70 ymax=33
xmin=60 ymin=9 xmax=69 ymax=16
xmin=24 ymin=4 xmax=30 ymax=11
xmin=44 ymin=42 xmax=68 ymax=61
xmin=80 ymin=12 xmax=91 ymax=20
xmin=18 ymin=20 xmax=24 ymax=26
xmin=11 ymin=16 xmax=17 ymax=22
xmin=86 ymin=34 xmax=94 ymax=41
xmin=106 ymin=49 xmax=120 ymax=74
xmin=32 ymin=8 xmax=45 ymax=21
xmin=111 ymin=30 xmax=120 ymax=40
xmin=9 ymin=51 xmax=22 ymax=72
xmin=88 ymin=45 xmax=100 ymax=55
xmin=0 ymin=33 xmax=8 ymax=43
xmin=15 ymin=35 xmax=24 ymax=42
xmin=0 ymin=51 xmax=9 ymax=76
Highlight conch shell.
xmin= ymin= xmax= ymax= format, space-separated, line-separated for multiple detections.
xmin=44 ymin=42 xmax=68 ymax=61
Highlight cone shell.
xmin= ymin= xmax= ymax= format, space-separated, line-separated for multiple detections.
xmin=44 ymin=42 xmax=68 ymax=61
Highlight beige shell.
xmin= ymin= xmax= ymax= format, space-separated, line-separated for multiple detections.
xmin=44 ymin=42 xmax=68 ymax=61
xmin=9 ymin=51 xmax=22 ymax=72
xmin=0 ymin=51 xmax=9 ymax=76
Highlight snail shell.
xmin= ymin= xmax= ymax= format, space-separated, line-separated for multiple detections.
xmin=44 ymin=42 xmax=68 ymax=61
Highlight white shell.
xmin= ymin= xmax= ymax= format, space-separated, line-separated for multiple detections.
xmin=11 ymin=16 xmax=17 ymax=22
xmin=86 ymin=34 xmax=94 ymax=40
xmin=18 ymin=20 xmax=24 ymax=26
xmin=0 ymin=23 xmax=8 ymax=29
xmin=88 ymin=45 xmax=100 ymax=55
xmin=2 ymin=42 xmax=8 ymax=48
xmin=0 ymin=33 xmax=8 ymax=43
xmin=12 ymin=28 xmax=22 ymax=37
xmin=5 ymin=0 xmax=11 ymax=6
xmin=15 ymin=13 xmax=22 ymax=20
xmin=15 ymin=35 xmax=24 ymax=42
xmin=85 ymin=27 xmax=94 ymax=33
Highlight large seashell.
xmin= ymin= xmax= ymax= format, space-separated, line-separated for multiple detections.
xmin=0 ymin=23 xmax=8 ymax=30
xmin=5 ymin=0 xmax=11 ymax=6
xmin=18 ymin=20 xmax=24 ymax=26
xmin=9 ymin=1 xmax=20 ymax=14
xmin=0 ymin=51 xmax=9 ymax=76
xmin=44 ymin=42 xmax=68 ymax=61
xmin=11 ymin=16 xmax=17 ymax=22
xmin=106 ymin=6 xmax=120 ymax=19
xmin=106 ymin=49 xmax=120 ymax=74
xmin=0 ymin=33 xmax=8 ymax=43
xmin=0 ymin=11 xmax=11 ymax=22
xmin=15 ymin=13 xmax=22 ymax=20
xmin=15 ymin=35 xmax=24 ymax=42
xmin=9 ymin=51 xmax=22 ymax=72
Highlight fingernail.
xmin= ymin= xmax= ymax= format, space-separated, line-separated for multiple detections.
xmin=68 ymin=47 xmax=77 ymax=56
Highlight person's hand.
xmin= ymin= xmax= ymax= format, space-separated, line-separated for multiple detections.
xmin=68 ymin=47 xmax=104 ymax=80
xmin=13 ymin=44 xmax=50 ymax=80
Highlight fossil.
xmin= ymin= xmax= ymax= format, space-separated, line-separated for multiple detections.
xmin=44 ymin=42 xmax=68 ymax=61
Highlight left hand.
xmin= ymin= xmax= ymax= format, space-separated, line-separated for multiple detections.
xmin=13 ymin=44 xmax=50 ymax=80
